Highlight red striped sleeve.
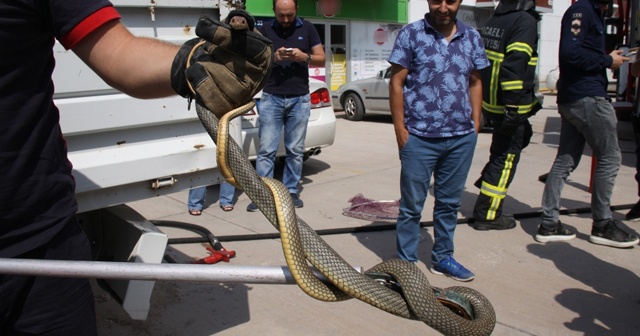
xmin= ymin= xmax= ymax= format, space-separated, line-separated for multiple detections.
xmin=59 ymin=6 xmax=121 ymax=50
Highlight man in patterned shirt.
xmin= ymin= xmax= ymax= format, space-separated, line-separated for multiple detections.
xmin=388 ymin=0 xmax=489 ymax=281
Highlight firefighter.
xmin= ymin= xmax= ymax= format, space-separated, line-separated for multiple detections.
xmin=470 ymin=0 xmax=542 ymax=230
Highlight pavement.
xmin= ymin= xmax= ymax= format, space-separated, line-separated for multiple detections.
xmin=95 ymin=94 xmax=640 ymax=336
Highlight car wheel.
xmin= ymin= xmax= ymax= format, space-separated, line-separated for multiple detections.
xmin=343 ymin=93 xmax=365 ymax=121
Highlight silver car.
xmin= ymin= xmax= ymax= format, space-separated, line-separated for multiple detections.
xmin=333 ymin=67 xmax=392 ymax=121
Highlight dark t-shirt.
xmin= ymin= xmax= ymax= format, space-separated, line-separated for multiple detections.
xmin=258 ymin=17 xmax=322 ymax=96
xmin=0 ymin=0 xmax=118 ymax=257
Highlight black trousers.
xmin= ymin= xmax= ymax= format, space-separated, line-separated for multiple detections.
xmin=0 ymin=218 xmax=97 ymax=336
xmin=473 ymin=113 xmax=533 ymax=221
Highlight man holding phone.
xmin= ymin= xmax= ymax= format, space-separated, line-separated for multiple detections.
xmin=536 ymin=0 xmax=638 ymax=247
xmin=247 ymin=0 xmax=326 ymax=211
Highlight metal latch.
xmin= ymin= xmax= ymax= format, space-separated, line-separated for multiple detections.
xmin=148 ymin=0 xmax=156 ymax=22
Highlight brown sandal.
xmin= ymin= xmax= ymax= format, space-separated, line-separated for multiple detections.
xmin=220 ymin=205 xmax=234 ymax=212
xmin=189 ymin=209 xmax=202 ymax=216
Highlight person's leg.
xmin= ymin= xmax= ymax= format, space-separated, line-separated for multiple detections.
xmin=255 ymin=92 xmax=285 ymax=179
xmin=578 ymin=97 xmax=621 ymax=224
xmin=2 ymin=218 xmax=97 ymax=335
xmin=219 ymin=181 xmax=235 ymax=208
xmin=473 ymin=116 xmax=531 ymax=228
xmin=249 ymin=93 xmax=285 ymax=212
xmin=282 ymin=94 xmax=311 ymax=196
xmin=431 ymin=132 xmax=477 ymax=264
xmin=573 ymin=97 xmax=637 ymax=247
xmin=188 ymin=186 xmax=207 ymax=212
xmin=429 ymin=132 xmax=477 ymax=281
xmin=540 ymin=102 xmax=586 ymax=230
xmin=396 ymin=134 xmax=437 ymax=262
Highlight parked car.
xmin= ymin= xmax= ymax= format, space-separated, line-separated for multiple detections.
xmin=242 ymin=78 xmax=336 ymax=161
xmin=334 ymin=66 xmax=544 ymax=128
xmin=333 ymin=67 xmax=392 ymax=121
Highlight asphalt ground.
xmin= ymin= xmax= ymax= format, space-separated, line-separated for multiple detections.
xmin=95 ymin=94 xmax=640 ymax=336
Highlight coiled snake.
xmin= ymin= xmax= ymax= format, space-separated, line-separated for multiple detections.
xmin=198 ymin=101 xmax=496 ymax=335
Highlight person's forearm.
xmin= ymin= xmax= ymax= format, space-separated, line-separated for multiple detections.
xmin=97 ymin=35 xmax=179 ymax=98
xmin=389 ymin=83 xmax=406 ymax=133
xmin=469 ymin=71 xmax=483 ymax=133
xmin=74 ymin=21 xmax=179 ymax=99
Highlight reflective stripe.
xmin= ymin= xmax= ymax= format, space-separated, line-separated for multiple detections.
xmin=506 ymin=42 xmax=533 ymax=56
xmin=480 ymin=181 xmax=507 ymax=198
xmin=501 ymin=80 xmax=524 ymax=90
xmin=485 ymin=50 xmax=504 ymax=61
xmin=490 ymin=61 xmax=500 ymax=105
xmin=482 ymin=101 xmax=538 ymax=114
xmin=482 ymin=153 xmax=515 ymax=219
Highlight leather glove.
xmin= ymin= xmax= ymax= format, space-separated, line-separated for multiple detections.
xmin=171 ymin=11 xmax=274 ymax=118
xmin=498 ymin=105 xmax=521 ymax=136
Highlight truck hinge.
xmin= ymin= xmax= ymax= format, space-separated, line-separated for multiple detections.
xmin=151 ymin=176 xmax=177 ymax=189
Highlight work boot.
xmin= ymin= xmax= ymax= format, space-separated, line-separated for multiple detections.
xmin=470 ymin=215 xmax=516 ymax=231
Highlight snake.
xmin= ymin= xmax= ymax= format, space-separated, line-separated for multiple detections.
xmin=200 ymin=101 xmax=497 ymax=335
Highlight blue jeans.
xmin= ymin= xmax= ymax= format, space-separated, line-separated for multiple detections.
xmin=541 ymin=97 xmax=621 ymax=229
xmin=396 ymin=132 xmax=477 ymax=264
xmin=188 ymin=182 xmax=235 ymax=210
xmin=255 ymin=92 xmax=310 ymax=194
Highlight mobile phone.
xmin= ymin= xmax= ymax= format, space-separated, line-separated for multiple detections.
xmin=285 ymin=48 xmax=293 ymax=53
xmin=625 ymin=49 xmax=637 ymax=62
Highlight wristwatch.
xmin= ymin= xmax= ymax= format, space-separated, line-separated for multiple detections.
xmin=305 ymin=53 xmax=312 ymax=64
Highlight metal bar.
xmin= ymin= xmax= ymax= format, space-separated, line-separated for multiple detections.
xmin=0 ymin=258 xmax=357 ymax=285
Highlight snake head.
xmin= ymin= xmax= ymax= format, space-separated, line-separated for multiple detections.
xmin=225 ymin=9 xmax=255 ymax=31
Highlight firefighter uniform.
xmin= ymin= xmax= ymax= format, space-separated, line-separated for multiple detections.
xmin=472 ymin=0 xmax=542 ymax=228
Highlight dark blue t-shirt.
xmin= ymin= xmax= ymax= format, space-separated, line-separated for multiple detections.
xmin=557 ymin=0 xmax=613 ymax=104
xmin=258 ymin=17 xmax=322 ymax=96
xmin=0 ymin=0 xmax=114 ymax=257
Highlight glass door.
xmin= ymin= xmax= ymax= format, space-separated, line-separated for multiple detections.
xmin=311 ymin=21 xmax=348 ymax=95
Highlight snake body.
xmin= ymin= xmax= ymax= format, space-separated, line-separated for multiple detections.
xmin=202 ymin=102 xmax=496 ymax=335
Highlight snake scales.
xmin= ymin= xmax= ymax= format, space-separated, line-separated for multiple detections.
xmin=198 ymin=101 xmax=496 ymax=335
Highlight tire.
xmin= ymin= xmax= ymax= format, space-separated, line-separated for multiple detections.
xmin=343 ymin=93 xmax=365 ymax=121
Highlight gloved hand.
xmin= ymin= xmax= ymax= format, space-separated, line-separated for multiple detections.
xmin=498 ymin=105 xmax=521 ymax=136
xmin=171 ymin=11 xmax=274 ymax=118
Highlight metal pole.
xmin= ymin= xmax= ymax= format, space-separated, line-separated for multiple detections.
xmin=0 ymin=258 xmax=357 ymax=285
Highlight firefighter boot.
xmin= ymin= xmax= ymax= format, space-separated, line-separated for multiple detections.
xmin=471 ymin=215 xmax=517 ymax=231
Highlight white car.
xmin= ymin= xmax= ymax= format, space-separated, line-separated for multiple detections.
xmin=242 ymin=78 xmax=336 ymax=161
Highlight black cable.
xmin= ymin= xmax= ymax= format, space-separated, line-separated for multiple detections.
xmin=152 ymin=203 xmax=636 ymax=244
xmin=150 ymin=220 xmax=225 ymax=250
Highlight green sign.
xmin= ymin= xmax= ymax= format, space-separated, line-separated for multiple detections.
xmin=246 ymin=0 xmax=408 ymax=24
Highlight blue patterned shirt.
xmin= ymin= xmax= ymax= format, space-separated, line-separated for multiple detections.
xmin=388 ymin=14 xmax=489 ymax=138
